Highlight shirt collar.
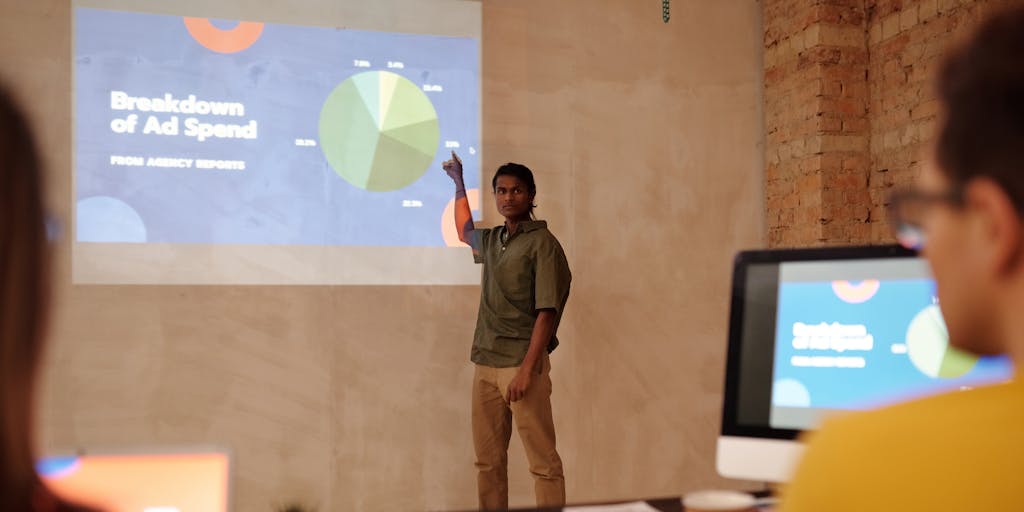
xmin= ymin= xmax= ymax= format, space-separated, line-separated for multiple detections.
xmin=520 ymin=220 xmax=547 ymax=232
xmin=505 ymin=220 xmax=547 ymax=234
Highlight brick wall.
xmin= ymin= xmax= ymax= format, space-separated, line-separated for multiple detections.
xmin=865 ymin=0 xmax=1008 ymax=241
xmin=764 ymin=0 xmax=872 ymax=247
xmin=764 ymin=0 xmax=1011 ymax=247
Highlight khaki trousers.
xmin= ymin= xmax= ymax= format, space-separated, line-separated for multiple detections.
xmin=472 ymin=355 xmax=565 ymax=511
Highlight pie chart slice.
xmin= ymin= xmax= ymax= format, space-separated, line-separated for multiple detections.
xmin=938 ymin=347 xmax=977 ymax=378
xmin=318 ymin=79 xmax=381 ymax=189
xmin=379 ymin=72 xmax=399 ymax=122
xmin=382 ymin=76 xmax=440 ymax=131
xmin=319 ymin=71 xmax=440 ymax=191
xmin=351 ymin=72 xmax=382 ymax=128
xmin=905 ymin=304 xmax=978 ymax=378
xmin=368 ymin=133 xmax=437 ymax=191
xmin=384 ymin=119 xmax=440 ymax=156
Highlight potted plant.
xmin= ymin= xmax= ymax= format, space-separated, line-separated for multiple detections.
xmin=275 ymin=503 xmax=316 ymax=512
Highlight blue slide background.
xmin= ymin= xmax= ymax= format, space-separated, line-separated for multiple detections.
xmin=771 ymin=279 xmax=1012 ymax=409
xmin=75 ymin=8 xmax=480 ymax=246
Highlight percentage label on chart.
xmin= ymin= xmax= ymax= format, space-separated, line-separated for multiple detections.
xmin=387 ymin=61 xmax=405 ymax=69
xmin=295 ymin=139 xmax=318 ymax=147
xmin=402 ymin=200 xmax=424 ymax=208
xmin=422 ymin=84 xmax=443 ymax=92
xmin=445 ymin=141 xmax=460 ymax=148
xmin=353 ymin=59 xmax=371 ymax=68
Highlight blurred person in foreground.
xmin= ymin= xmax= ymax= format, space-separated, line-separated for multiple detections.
xmin=0 ymin=84 xmax=95 ymax=511
xmin=782 ymin=5 xmax=1024 ymax=512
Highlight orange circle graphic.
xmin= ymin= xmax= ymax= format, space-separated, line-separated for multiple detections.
xmin=183 ymin=17 xmax=264 ymax=54
xmin=442 ymin=189 xmax=482 ymax=247
xmin=831 ymin=279 xmax=882 ymax=304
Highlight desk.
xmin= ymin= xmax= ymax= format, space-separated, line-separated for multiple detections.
xmin=498 ymin=490 xmax=773 ymax=512
xmin=506 ymin=496 xmax=682 ymax=512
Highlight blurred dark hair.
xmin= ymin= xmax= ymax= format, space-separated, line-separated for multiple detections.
xmin=0 ymin=84 xmax=92 ymax=511
xmin=0 ymin=82 xmax=49 ymax=508
xmin=935 ymin=4 xmax=1024 ymax=212
xmin=492 ymin=162 xmax=537 ymax=214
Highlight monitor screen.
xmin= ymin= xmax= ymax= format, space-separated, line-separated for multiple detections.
xmin=38 ymin=449 xmax=230 ymax=512
xmin=718 ymin=245 xmax=1013 ymax=481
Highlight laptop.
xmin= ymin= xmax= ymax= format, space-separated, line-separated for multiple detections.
xmin=38 ymin=447 xmax=231 ymax=512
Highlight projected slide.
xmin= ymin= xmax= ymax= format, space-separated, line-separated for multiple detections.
xmin=769 ymin=278 xmax=1011 ymax=428
xmin=74 ymin=7 xmax=479 ymax=247
xmin=38 ymin=452 xmax=229 ymax=511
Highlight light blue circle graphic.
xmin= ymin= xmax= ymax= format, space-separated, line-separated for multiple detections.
xmin=77 ymin=196 xmax=147 ymax=242
xmin=772 ymin=378 xmax=812 ymax=408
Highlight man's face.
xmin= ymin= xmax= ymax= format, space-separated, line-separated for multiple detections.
xmin=919 ymin=156 xmax=1001 ymax=355
xmin=494 ymin=175 xmax=533 ymax=221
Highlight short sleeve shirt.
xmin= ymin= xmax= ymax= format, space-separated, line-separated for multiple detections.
xmin=469 ymin=220 xmax=571 ymax=368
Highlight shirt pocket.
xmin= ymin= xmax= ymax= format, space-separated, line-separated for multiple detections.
xmin=495 ymin=252 xmax=534 ymax=304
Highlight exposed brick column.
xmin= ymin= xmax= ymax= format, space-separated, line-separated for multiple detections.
xmin=865 ymin=0 xmax=1007 ymax=242
xmin=764 ymin=0 xmax=872 ymax=247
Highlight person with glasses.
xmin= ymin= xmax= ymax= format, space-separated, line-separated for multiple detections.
xmin=443 ymin=152 xmax=571 ymax=510
xmin=781 ymin=6 xmax=1024 ymax=512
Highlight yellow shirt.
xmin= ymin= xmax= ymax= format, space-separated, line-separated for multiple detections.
xmin=781 ymin=379 xmax=1024 ymax=512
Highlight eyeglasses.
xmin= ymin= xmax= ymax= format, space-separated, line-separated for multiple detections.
xmin=886 ymin=187 xmax=964 ymax=250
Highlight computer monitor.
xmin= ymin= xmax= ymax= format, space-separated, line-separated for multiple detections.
xmin=37 ymin=447 xmax=231 ymax=512
xmin=717 ymin=245 xmax=1013 ymax=482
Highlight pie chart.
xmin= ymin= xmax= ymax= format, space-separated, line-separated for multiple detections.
xmin=905 ymin=304 xmax=977 ymax=378
xmin=318 ymin=71 xmax=440 ymax=192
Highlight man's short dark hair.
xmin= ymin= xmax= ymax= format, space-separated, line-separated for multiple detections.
xmin=935 ymin=4 xmax=1024 ymax=212
xmin=491 ymin=162 xmax=536 ymax=194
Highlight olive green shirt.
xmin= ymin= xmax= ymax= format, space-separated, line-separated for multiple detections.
xmin=470 ymin=220 xmax=571 ymax=368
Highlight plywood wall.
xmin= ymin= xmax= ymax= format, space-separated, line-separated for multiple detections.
xmin=1 ymin=0 xmax=765 ymax=509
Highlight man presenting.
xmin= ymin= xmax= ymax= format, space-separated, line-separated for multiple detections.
xmin=443 ymin=152 xmax=571 ymax=510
